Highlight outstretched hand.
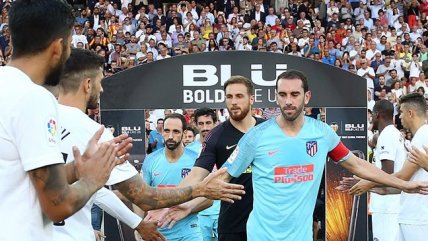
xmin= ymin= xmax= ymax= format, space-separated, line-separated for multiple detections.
xmin=144 ymin=208 xmax=170 ymax=225
xmin=199 ymin=168 xmax=245 ymax=203
xmin=402 ymin=181 xmax=428 ymax=195
xmin=408 ymin=145 xmax=428 ymax=172
xmin=73 ymin=141 xmax=117 ymax=190
xmin=83 ymin=126 xmax=133 ymax=166
xmin=349 ymin=179 xmax=373 ymax=196
xmin=135 ymin=220 xmax=166 ymax=241
xmin=158 ymin=204 xmax=191 ymax=229
xmin=335 ymin=176 xmax=359 ymax=192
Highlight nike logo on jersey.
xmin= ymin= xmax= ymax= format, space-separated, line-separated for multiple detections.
xmin=226 ymin=144 xmax=237 ymax=150
xmin=267 ymin=150 xmax=279 ymax=156
xmin=153 ymin=172 xmax=161 ymax=176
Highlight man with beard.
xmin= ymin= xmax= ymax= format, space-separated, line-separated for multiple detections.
xmin=352 ymin=100 xmax=406 ymax=241
xmin=219 ymin=70 xmax=428 ymax=241
xmin=346 ymin=93 xmax=428 ymax=241
xmin=56 ymin=48 xmax=164 ymax=241
xmin=147 ymin=76 xmax=264 ymax=241
xmin=0 ymin=1 xmax=132 ymax=241
xmin=56 ymin=49 xmax=245 ymax=241
xmin=142 ymin=113 xmax=203 ymax=241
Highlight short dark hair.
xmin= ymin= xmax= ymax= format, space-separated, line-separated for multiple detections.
xmin=276 ymin=70 xmax=309 ymax=92
xmin=164 ymin=113 xmax=187 ymax=131
xmin=9 ymin=0 xmax=74 ymax=58
xmin=194 ymin=108 xmax=217 ymax=123
xmin=399 ymin=92 xmax=427 ymax=117
xmin=184 ymin=126 xmax=196 ymax=136
xmin=59 ymin=48 xmax=104 ymax=94
xmin=373 ymin=99 xmax=394 ymax=119
xmin=224 ymin=75 xmax=254 ymax=95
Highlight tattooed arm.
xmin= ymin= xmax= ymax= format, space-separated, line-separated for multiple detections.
xmin=115 ymin=174 xmax=196 ymax=211
xmin=115 ymin=168 xmax=244 ymax=211
xmin=64 ymin=162 xmax=78 ymax=184
xmin=30 ymin=163 xmax=98 ymax=222
xmin=30 ymin=131 xmax=119 ymax=222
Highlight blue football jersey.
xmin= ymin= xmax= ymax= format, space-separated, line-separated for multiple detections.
xmin=148 ymin=130 xmax=164 ymax=151
xmin=223 ymin=117 xmax=349 ymax=241
xmin=186 ymin=141 xmax=202 ymax=155
xmin=186 ymin=141 xmax=221 ymax=216
xmin=142 ymin=148 xmax=201 ymax=239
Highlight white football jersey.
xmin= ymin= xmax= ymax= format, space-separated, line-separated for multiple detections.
xmin=371 ymin=124 xmax=406 ymax=214
xmin=0 ymin=66 xmax=63 ymax=241
xmin=399 ymin=124 xmax=428 ymax=225
xmin=53 ymin=104 xmax=138 ymax=241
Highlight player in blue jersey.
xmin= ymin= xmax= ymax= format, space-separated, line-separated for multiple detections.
xmin=148 ymin=118 xmax=165 ymax=152
xmin=219 ymin=70 xmax=428 ymax=241
xmin=147 ymin=76 xmax=265 ymax=241
xmin=186 ymin=108 xmax=221 ymax=241
xmin=142 ymin=113 xmax=203 ymax=241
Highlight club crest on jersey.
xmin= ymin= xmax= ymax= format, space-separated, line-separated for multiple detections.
xmin=46 ymin=117 xmax=58 ymax=145
xmin=181 ymin=168 xmax=191 ymax=178
xmin=306 ymin=141 xmax=318 ymax=157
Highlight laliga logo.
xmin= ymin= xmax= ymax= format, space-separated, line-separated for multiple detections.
xmin=182 ymin=64 xmax=287 ymax=103
xmin=47 ymin=118 xmax=57 ymax=145
xmin=47 ymin=119 xmax=57 ymax=137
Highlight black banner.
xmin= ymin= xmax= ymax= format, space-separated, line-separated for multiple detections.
xmin=101 ymin=110 xmax=146 ymax=163
xmin=101 ymin=51 xmax=366 ymax=110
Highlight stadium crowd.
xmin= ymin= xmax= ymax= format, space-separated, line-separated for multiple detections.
xmin=2 ymin=0 xmax=428 ymax=113
xmin=1 ymin=0 xmax=428 ymax=93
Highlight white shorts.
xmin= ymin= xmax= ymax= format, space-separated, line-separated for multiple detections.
xmin=398 ymin=224 xmax=428 ymax=241
xmin=372 ymin=212 xmax=399 ymax=241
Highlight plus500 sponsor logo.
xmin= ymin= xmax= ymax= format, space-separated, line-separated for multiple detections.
xmin=273 ymin=164 xmax=314 ymax=184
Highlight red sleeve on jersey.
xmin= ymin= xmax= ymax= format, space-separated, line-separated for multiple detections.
xmin=328 ymin=141 xmax=350 ymax=162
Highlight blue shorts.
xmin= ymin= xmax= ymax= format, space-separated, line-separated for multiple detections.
xmin=168 ymin=231 xmax=203 ymax=241
xmin=198 ymin=215 xmax=219 ymax=241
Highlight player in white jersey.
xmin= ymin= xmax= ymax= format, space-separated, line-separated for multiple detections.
xmin=56 ymin=48 xmax=245 ymax=240
xmin=348 ymin=93 xmax=428 ymax=241
xmin=370 ymin=100 xmax=406 ymax=241
xmin=56 ymin=101 xmax=164 ymax=241
xmin=0 ymin=1 xmax=132 ymax=241
xmin=408 ymin=135 xmax=428 ymax=172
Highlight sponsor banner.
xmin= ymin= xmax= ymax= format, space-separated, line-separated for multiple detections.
xmin=101 ymin=51 xmax=366 ymax=110
xmin=101 ymin=110 xmax=146 ymax=163
xmin=326 ymin=107 xmax=368 ymax=241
